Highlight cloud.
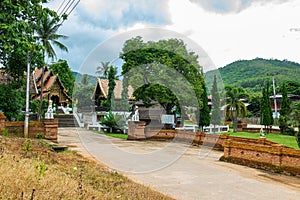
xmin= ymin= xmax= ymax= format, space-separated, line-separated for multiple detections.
xmin=77 ymin=0 xmax=171 ymax=30
xmin=189 ymin=0 xmax=292 ymax=13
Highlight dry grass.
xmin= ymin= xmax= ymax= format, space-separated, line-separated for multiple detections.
xmin=0 ymin=136 xmax=174 ymax=200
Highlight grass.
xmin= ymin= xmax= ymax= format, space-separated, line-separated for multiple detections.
xmin=104 ymin=133 xmax=128 ymax=140
xmin=183 ymin=120 xmax=197 ymax=125
xmin=224 ymin=131 xmax=299 ymax=149
xmin=0 ymin=135 xmax=173 ymax=199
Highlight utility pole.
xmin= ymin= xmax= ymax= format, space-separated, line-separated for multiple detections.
xmin=267 ymin=73 xmax=279 ymax=119
xmin=24 ymin=52 xmax=31 ymax=138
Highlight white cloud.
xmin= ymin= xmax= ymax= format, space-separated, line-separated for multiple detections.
xmin=45 ymin=0 xmax=300 ymax=71
xmin=167 ymin=0 xmax=300 ymax=67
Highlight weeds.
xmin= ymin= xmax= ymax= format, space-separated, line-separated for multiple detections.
xmin=35 ymin=133 xmax=44 ymax=139
xmin=0 ymin=136 xmax=174 ymax=199
xmin=22 ymin=139 xmax=33 ymax=157
xmin=34 ymin=162 xmax=47 ymax=180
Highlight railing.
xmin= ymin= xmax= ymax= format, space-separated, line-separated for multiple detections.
xmin=203 ymin=125 xmax=229 ymax=133
xmin=72 ymin=106 xmax=84 ymax=127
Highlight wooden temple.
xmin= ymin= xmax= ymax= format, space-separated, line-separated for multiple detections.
xmin=32 ymin=67 xmax=72 ymax=106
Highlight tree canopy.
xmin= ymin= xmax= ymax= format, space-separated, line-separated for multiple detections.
xmin=225 ymin=87 xmax=247 ymax=132
xmin=48 ymin=59 xmax=75 ymax=96
xmin=120 ymin=37 xmax=207 ymax=123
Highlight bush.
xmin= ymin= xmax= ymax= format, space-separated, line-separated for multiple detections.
xmin=100 ymin=111 xmax=126 ymax=133
xmin=282 ymin=127 xmax=295 ymax=136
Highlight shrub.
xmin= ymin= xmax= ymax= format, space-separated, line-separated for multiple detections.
xmin=35 ymin=133 xmax=45 ymax=139
xmin=101 ymin=111 xmax=126 ymax=133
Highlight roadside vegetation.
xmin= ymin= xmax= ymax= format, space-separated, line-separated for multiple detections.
xmin=0 ymin=135 xmax=173 ymax=199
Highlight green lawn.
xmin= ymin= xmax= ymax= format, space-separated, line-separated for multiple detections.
xmin=104 ymin=133 xmax=128 ymax=140
xmin=224 ymin=132 xmax=299 ymax=149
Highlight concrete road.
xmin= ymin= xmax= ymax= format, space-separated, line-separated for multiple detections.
xmin=58 ymin=128 xmax=300 ymax=200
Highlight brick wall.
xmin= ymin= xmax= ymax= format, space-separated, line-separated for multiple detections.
xmin=222 ymin=138 xmax=300 ymax=175
xmin=0 ymin=112 xmax=58 ymax=142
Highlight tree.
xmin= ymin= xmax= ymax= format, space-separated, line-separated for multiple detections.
xmin=96 ymin=61 xmax=110 ymax=79
xmin=211 ymin=75 xmax=221 ymax=130
xmin=279 ymin=82 xmax=291 ymax=134
xmin=120 ymin=37 xmax=207 ymax=122
xmin=260 ymin=81 xmax=274 ymax=133
xmin=291 ymin=102 xmax=300 ymax=148
xmin=0 ymin=0 xmax=51 ymax=76
xmin=48 ymin=59 xmax=75 ymax=96
xmin=106 ymin=66 xmax=117 ymax=109
xmin=0 ymin=84 xmax=24 ymax=121
xmin=0 ymin=0 xmax=57 ymax=120
xmin=35 ymin=13 xmax=68 ymax=120
xmin=34 ymin=14 xmax=68 ymax=60
xmin=72 ymin=84 xmax=94 ymax=109
xmin=198 ymin=85 xmax=211 ymax=131
xmin=80 ymin=74 xmax=90 ymax=85
xmin=225 ymin=87 xmax=247 ymax=132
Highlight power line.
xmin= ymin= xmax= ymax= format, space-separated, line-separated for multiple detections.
xmin=57 ymin=0 xmax=80 ymax=25
xmin=56 ymin=0 xmax=67 ymax=14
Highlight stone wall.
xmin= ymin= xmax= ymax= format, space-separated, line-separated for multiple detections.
xmin=0 ymin=112 xmax=58 ymax=142
xmin=222 ymin=138 xmax=300 ymax=176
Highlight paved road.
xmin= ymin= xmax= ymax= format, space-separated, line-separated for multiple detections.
xmin=58 ymin=128 xmax=300 ymax=200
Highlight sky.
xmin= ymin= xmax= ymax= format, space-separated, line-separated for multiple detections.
xmin=46 ymin=0 xmax=300 ymax=74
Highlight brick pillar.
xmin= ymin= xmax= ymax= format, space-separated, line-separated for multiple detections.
xmin=0 ymin=112 xmax=6 ymax=131
xmin=127 ymin=121 xmax=146 ymax=140
xmin=43 ymin=119 xmax=58 ymax=143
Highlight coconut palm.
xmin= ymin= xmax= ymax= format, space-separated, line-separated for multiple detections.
xmin=225 ymin=87 xmax=247 ymax=132
xmin=96 ymin=61 xmax=110 ymax=79
xmin=35 ymin=15 xmax=68 ymax=60
xmin=34 ymin=14 xmax=68 ymax=120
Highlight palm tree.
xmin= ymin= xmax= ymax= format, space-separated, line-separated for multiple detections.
xmin=34 ymin=15 xmax=68 ymax=120
xmin=96 ymin=61 xmax=110 ymax=79
xmin=35 ymin=15 xmax=68 ymax=60
xmin=225 ymin=87 xmax=247 ymax=132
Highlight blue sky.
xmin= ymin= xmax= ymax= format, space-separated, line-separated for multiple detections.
xmin=46 ymin=0 xmax=300 ymax=75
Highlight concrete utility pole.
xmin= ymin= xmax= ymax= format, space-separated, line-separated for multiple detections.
xmin=267 ymin=73 xmax=279 ymax=119
xmin=24 ymin=52 xmax=31 ymax=138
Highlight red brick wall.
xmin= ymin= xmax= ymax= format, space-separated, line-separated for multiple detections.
xmin=222 ymin=139 xmax=300 ymax=175
xmin=0 ymin=113 xmax=58 ymax=142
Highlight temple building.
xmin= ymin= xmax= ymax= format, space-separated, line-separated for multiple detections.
xmin=32 ymin=67 xmax=72 ymax=107
xmin=91 ymin=78 xmax=134 ymax=111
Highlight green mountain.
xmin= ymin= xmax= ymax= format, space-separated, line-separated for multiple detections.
xmin=205 ymin=58 xmax=300 ymax=93
xmin=73 ymin=71 xmax=97 ymax=85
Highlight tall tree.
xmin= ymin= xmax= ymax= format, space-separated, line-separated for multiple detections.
xmin=0 ymin=0 xmax=56 ymax=120
xmin=211 ymin=75 xmax=221 ymax=131
xmin=35 ymin=14 xmax=68 ymax=120
xmin=96 ymin=61 xmax=110 ymax=79
xmin=106 ymin=66 xmax=117 ymax=110
xmin=80 ymin=74 xmax=90 ymax=85
xmin=225 ymin=87 xmax=247 ymax=132
xmin=279 ymin=82 xmax=291 ymax=134
xmin=291 ymin=102 xmax=300 ymax=148
xmin=34 ymin=15 xmax=68 ymax=60
xmin=260 ymin=81 xmax=274 ymax=133
xmin=198 ymin=85 xmax=211 ymax=131
xmin=120 ymin=37 xmax=207 ymax=122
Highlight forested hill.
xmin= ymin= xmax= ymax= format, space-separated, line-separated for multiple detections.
xmin=205 ymin=58 xmax=300 ymax=92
